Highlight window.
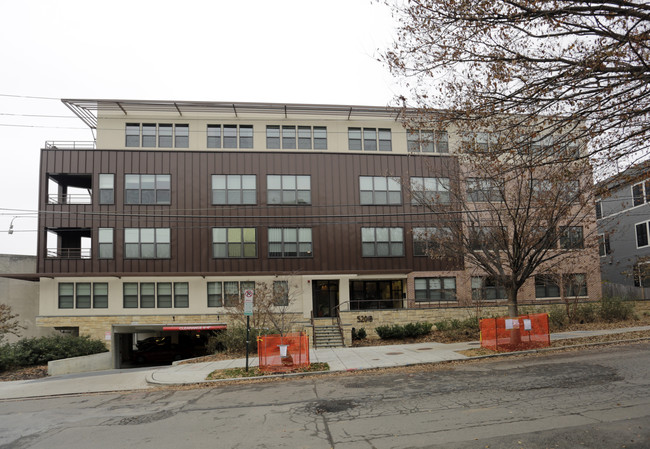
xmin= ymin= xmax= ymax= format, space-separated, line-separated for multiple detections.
xmin=632 ymin=180 xmax=650 ymax=207
xmin=212 ymin=175 xmax=256 ymax=205
xmin=265 ymin=125 xmax=326 ymax=150
xmin=59 ymin=282 xmax=108 ymax=309
xmin=58 ymin=283 xmax=74 ymax=309
xmin=175 ymin=124 xmax=189 ymax=148
xmin=210 ymin=124 xmax=253 ymax=149
xmin=361 ymin=227 xmax=404 ymax=257
xmin=174 ymin=283 xmax=189 ymax=308
xmin=223 ymin=281 xmax=255 ymax=307
xmin=126 ymin=124 xmax=140 ymax=147
xmin=595 ymin=200 xmax=602 ymax=219
xmin=142 ymin=123 xmax=159 ymax=148
xmin=125 ymin=174 xmax=171 ymax=205
xmin=410 ymin=177 xmax=450 ymax=204
xmin=98 ymin=228 xmax=113 ymax=259
xmin=98 ymin=174 xmax=114 ymax=205
xmin=124 ymin=228 xmax=171 ymax=259
xmin=93 ymin=283 xmax=108 ymax=308
xmin=140 ymin=283 xmax=156 ymax=308
xmin=212 ymin=227 xmax=257 ymax=258
xmin=559 ymin=226 xmax=584 ymax=249
xmin=464 ymin=132 xmax=498 ymax=152
xmin=158 ymin=283 xmax=172 ymax=308
xmin=207 ymin=125 xmax=221 ymax=148
xmin=350 ymin=280 xmax=403 ymax=310
xmin=123 ymin=283 xmax=138 ymax=308
xmin=467 ymin=178 xmax=502 ymax=202
xmin=599 ymin=234 xmax=611 ymax=257
xmin=282 ymin=126 xmax=296 ymax=149
xmin=412 ymin=227 xmax=451 ymax=256
xmin=471 ymin=277 xmax=507 ymax=301
xmin=207 ymin=282 xmax=223 ymax=307
xmin=469 ymin=226 xmax=503 ymax=251
xmin=267 ymin=175 xmax=311 ymax=205
xmin=348 ymin=128 xmax=392 ymax=151
xmin=535 ymin=275 xmax=560 ymax=298
xmin=407 ymin=129 xmax=448 ymax=153
xmin=633 ymin=263 xmax=650 ymax=288
xmin=360 ymin=176 xmax=401 ymax=205
xmin=158 ymin=124 xmax=173 ymax=147
xmin=273 ymin=281 xmax=289 ymax=306
xmin=121 ymin=282 xmax=187 ymax=308
xmin=268 ymin=228 xmax=312 ymax=257
xmin=636 ymin=221 xmax=650 ymax=248
xmin=415 ymin=277 xmax=456 ymax=302
xmin=125 ymin=123 xmax=188 ymax=148
xmin=564 ymin=273 xmax=587 ymax=297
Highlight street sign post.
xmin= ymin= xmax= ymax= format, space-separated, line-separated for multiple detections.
xmin=243 ymin=289 xmax=254 ymax=371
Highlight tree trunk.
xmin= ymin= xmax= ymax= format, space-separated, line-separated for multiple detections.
xmin=507 ymin=286 xmax=521 ymax=345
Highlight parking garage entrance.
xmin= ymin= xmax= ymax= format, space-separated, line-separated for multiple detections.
xmin=112 ymin=324 xmax=226 ymax=369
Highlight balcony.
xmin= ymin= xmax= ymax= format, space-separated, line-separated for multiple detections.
xmin=46 ymin=228 xmax=91 ymax=260
xmin=47 ymin=174 xmax=92 ymax=205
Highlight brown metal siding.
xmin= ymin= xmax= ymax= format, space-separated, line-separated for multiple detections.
xmin=37 ymin=149 xmax=461 ymax=275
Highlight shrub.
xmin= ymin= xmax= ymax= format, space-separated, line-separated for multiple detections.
xmin=573 ymin=303 xmax=597 ymax=324
xmin=599 ymin=296 xmax=635 ymax=322
xmin=207 ymin=326 xmax=268 ymax=355
xmin=352 ymin=328 xmax=367 ymax=340
xmin=375 ymin=322 xmax=432 ymax=340
xmin=548 ymin=306 xmax=568 ymax=330
xmin=375 ymin=324 xmax=405 ymax=340
xmin=0 ymin=335 xmax=107 ymax=371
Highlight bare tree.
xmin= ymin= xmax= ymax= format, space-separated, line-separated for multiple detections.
xmin=409 ymin=145 xmax=598 ymax=319
xmin=225 ymin=279 xmax=301 ymax=336
xmin=0 ymin=304 xmax=24 ymax=344
xmin=382 ymin=0 xmax=650 ymax=173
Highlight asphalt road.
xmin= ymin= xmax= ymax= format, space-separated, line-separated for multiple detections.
xmin=1 ymin=342 xmax=649 ymax=449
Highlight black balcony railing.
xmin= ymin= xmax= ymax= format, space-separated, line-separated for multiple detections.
xmin=44 ymin=141 xmax=96 ymax=150
xmin=46 ymin=248 xmax=91 ymax=259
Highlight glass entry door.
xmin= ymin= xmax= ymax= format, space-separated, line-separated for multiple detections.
xmin=312 ymin=280 xmax=339 ymax=318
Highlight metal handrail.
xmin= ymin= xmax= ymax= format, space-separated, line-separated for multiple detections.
xmin=46 ymin=248 xmax=91 ymax=259
xmin=47 ymin=194 xmax=92 ymax=205
xmin=44 ymin=141 xmax=96 ymax=150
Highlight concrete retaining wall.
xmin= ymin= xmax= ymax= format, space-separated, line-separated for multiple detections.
xmin=48 ymin=351 xmax=113 ymax=376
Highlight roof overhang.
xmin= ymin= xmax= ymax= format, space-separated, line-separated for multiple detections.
xmin=62 ymin=99 xmax=408 ymax=130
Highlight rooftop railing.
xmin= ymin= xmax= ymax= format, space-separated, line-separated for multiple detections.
xmin=44 ymin=141 xmax=96 ymax=150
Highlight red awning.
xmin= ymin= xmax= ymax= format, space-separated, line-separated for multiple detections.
xmin=162 ymin=325 xmax=227 ymax=331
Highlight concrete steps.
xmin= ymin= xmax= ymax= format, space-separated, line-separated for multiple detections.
xmin=313 ymin=325 xmax=344 ymax=348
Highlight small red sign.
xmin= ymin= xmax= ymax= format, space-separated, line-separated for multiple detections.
xmin=162 ymin=325 xmax=227 ymax=331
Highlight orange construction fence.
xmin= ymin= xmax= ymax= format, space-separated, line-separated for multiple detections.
xmin=480 ymin=313 xmax=550 ymax=351
xmin=257 ymin=333 xmax=310 ymax=372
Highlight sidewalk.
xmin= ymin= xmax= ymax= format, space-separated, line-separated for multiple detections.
xmin=147 ymin=325 xmax=650 ymax=385
xmin=1 ymin=325 xmax=649 ymax=399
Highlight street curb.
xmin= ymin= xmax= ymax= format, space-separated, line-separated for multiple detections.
xmin=145 ymin=337 xmax=650 ymax=386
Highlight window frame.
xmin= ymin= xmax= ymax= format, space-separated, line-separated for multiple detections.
xmin=598 ymin=233 xmax=611 ymax=257
xmin=359 ymin=176 xmax=402 ymax=205
xmin=124 ymin=228 xmax=171 ymax=259
xmin=407 ymin=129 xmax=449 ymax=153
xmin=98 ymin=174 xmax=115 ymax=205
xmin=559 ymin=226 xmax=584 ymax=250
xmin=267 ymin=175 xmax=311 ymax=205
xmin=361 ymin=227 xmax=404 ymax=257
xmin=467 ymin=178 xmax=503 ymax=202
xmin=211 ymin=174 xmax=256 ymax=205
xmin=348 ymin=127 xmax=392 ymax=151
xmin=268 ymin=227 xmax=313 ymax=258
xmin=98 ymin=227 xmax=114 ymax=259
xmin=212 ymin=227 xmax=257 ymax=258
xmin=410 ymin=177 xmax=450 ymax=205
xmin=636 ymin=221 xmax=650 ymax=248
xmin=124 ymin=174 xmax=171 ymax=205
xmin=632 ymin=180 xmax=650 ymax=207
xmin=535 ymin=275 xmax=560 ymax=299
xmin=414 ymin=277 xmax=457 ymax=302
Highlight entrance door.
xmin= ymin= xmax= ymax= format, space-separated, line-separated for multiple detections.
xmin=312 ymin=280 xmax=339 ymax=318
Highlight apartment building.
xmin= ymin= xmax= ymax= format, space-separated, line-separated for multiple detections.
xmin=21 ymin=99 xmax=600 ymax=364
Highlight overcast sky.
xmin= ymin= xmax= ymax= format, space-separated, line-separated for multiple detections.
xmin=0 ymin=0 xmax=401 ymax=256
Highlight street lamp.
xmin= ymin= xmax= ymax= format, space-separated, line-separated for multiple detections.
xmin=8 ymin=216 xmax=17 ymax=235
